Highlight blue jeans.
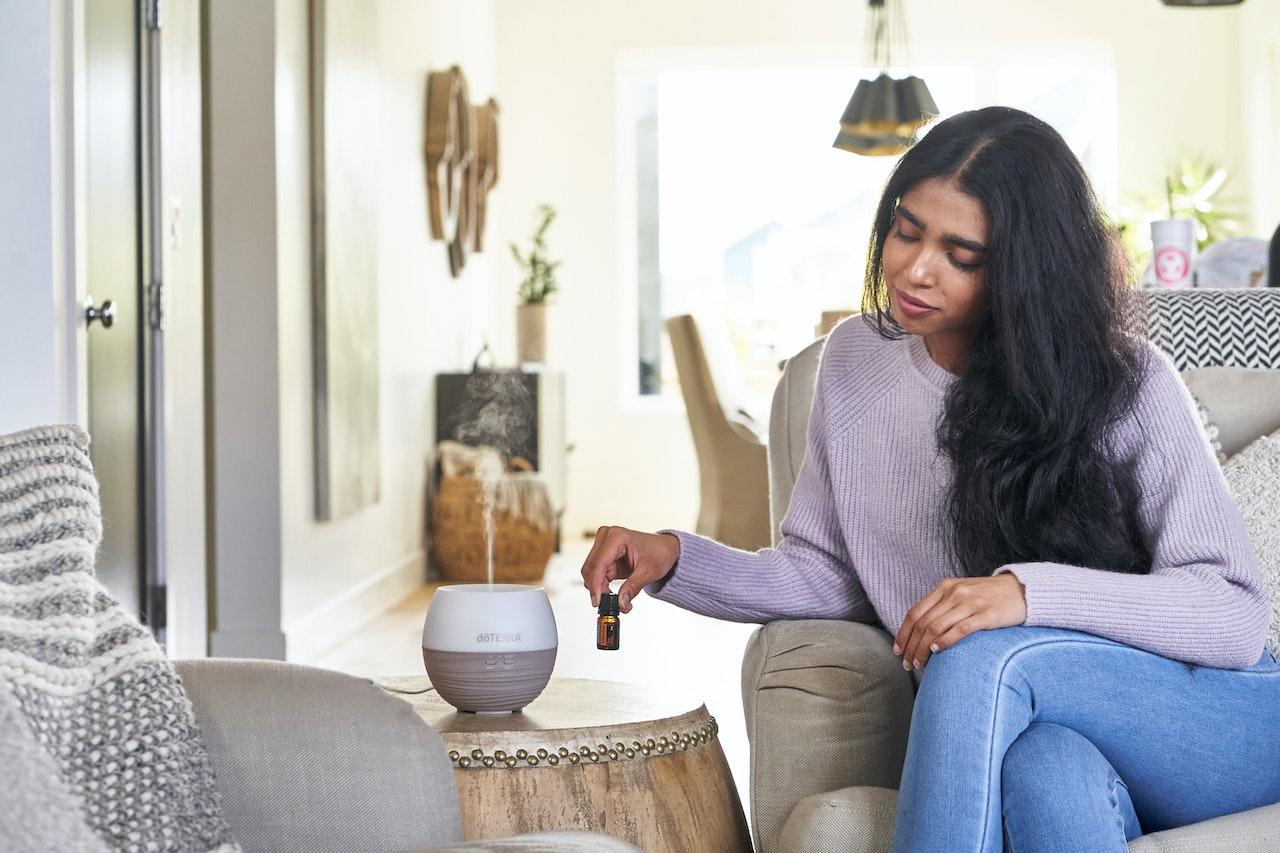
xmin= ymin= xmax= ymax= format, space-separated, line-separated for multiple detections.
xmin=890 ymin=626 xmax=1280 ymax=853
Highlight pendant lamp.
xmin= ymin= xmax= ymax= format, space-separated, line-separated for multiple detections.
xmin=833 ymin=0 xmax=938 ymax=156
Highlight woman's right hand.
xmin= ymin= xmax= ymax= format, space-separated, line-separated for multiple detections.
xmin=580 ymin=526 xmax=681 ymax=614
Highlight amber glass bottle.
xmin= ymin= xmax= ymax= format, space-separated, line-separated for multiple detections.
xmin=597 ymin=593 xmax=620 ymax=650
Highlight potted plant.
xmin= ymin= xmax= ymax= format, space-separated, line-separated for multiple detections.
xmin=1114 ymin=152 xmax=1243 ymax=283
xmin=510 ymin=203 xmax=561 ymax=365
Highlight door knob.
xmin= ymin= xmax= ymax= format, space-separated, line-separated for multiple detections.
xmin=84 ymin=297 xmax=115 ymax=329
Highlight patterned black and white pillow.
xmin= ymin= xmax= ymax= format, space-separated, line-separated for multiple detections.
xmin=1145 ymin=288 xmax=1280 ymax=371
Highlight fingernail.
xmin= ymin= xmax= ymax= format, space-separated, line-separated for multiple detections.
xmin=892 ymin=644 xmax=900 ymax=655
xmin=903 ymin=660 xmax=911 ymax=671
xmin=929 ymin=643 xmax=939 ymax=653
xmin=913 ymin=660 xmax=921 ymax=669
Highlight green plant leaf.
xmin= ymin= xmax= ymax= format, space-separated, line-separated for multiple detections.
xmin=512 ymin=203 xmax=562 ymax=304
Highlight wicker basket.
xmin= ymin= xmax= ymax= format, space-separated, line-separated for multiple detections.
xmin=431 ymin=456 xmax=556 ymax=583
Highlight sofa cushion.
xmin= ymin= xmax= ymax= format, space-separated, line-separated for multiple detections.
xmin=1181 ymin=368 xmax=1280 ymax=458
xmin=1221 ymin=430 xmax=1280 ymax=658
xmin=777 ymin=785 xmax=1280 ymax=852
xmin=1126 ymin=801 xmax=1280 ymax=852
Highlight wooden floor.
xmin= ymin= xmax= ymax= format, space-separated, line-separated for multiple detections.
xmin=303 ymin=537 xmax=760 ymax=805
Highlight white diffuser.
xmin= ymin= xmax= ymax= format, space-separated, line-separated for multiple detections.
xmin=422 ymin=584 xmax=558 ymax=713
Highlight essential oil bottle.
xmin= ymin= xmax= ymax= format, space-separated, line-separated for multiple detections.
xmin=597 ymin=593 xmax=620 ymax=650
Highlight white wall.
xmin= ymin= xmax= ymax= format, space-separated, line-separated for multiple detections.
xmin=206 ymin=0 xmax=287 ymax=658
xmin=1238 ymin=0 xmax=1280 ymax=237
xmin=160 ymin=0 xmax=210 ymax=660
xmin=0 ymin=0 xmax=80 ymax=435
xmin=276 ymin=0 xmax=500 ymax=658
xmin=493 ymin=0 xmax=1258 ymax=539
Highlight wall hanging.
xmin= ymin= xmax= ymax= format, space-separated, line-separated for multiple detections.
xmin=426 ymin=67 xmax=500 ymax=275
xmin=472 ymin=98 xmax=500 ymax=252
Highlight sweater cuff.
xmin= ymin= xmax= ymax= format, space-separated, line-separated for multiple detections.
xmin=993 ymin=562 xmax=1092 ymax=628
xmin=643 ymin=529 xmax=725 ymax=610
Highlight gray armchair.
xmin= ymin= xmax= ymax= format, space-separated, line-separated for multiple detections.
xmin=746 ymin=289 xmax=1280 ymax=853
xmin=177 ymin=659 xmax=640 ymax=853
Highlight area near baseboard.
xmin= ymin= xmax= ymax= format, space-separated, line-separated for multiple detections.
xmin=285 ymin=549 xmax=427 ymax=664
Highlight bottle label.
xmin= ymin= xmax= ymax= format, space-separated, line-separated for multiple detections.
xmin=598 ymin=620 xmax=619 ymax=648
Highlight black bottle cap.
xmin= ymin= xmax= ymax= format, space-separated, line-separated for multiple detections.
xmin=598 ymin=593 xmax=620 ymax=616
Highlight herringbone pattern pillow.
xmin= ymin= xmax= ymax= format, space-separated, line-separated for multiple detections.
xmin=1146 ymin=289 xmax=1280 ymax=371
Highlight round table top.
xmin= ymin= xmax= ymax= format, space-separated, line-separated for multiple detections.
xmin=374 ymin=675 xmax=705 ymax=734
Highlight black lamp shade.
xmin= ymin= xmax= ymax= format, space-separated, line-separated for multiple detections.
xmin=834 ymin=73 xmax=939 ymax=155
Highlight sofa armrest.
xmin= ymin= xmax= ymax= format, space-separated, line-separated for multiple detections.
xmin=1127 ymin=802 xmax=1280 ymax=852
xmin=741 ymin=620 xmax=915 ymax=853
xmin=175 ymin=659 xmax=463 ymax=853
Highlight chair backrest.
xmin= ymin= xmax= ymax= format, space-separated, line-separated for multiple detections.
xmin=667 ymin=314 xmax=773 ymax=549
xmin=666 ymin=314 xmax=725 ymax=415
xmin=665 ymin=313 xmax=758 ymax=421
xmin=768 ymin=337 xmax=825 ymax=546
xmin=767 ymin=289 xmax=1280 ymax=544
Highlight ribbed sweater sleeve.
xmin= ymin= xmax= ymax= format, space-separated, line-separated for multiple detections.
xmin=643 ymin=340 xmax=879 ymax=624
xmin=993 ymin=345 xmax=1270 ymax=670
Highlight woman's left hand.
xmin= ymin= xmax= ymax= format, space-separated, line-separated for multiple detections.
xmin=893 ymin=574 xmax=1027 ymax=671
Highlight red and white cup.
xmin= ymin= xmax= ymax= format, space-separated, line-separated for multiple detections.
xmin=1151 ymin=219 xmax=1196 ymax=288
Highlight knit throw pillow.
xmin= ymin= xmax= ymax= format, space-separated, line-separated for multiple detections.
xmin=1221 ymin=431 xmax=1280 ymax=659
xmin=0 ymin=425 xmax=239 ymax=852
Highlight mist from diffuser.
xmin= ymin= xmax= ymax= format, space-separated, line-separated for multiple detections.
xmin=445 ymin=370 xmax=535 ymax=585
xmin=833 ymin=0 xmax=938 ymax=156
xmin=428 ymin=371 xmax=556 ymax=713
xmin=423 ymin=584 xmax=558 ymax=713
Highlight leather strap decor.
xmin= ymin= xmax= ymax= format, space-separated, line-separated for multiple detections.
xmin=472 ymin=98 xmax=500 ymax=253
xmin=425 ymin=65 xmax=474 ymax=276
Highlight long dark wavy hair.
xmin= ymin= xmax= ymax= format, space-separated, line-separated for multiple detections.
xmin=862 ymin=106 xmax=1152 ymax=578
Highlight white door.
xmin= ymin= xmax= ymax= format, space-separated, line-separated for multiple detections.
xmin=83 ymin=0 xmax=207 ymax=654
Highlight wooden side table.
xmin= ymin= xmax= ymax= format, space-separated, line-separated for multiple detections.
xmin=376 ymin=675 xmax=751 ymax=852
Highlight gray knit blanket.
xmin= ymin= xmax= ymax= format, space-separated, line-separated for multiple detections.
xmin=0 ymin=425 xmax=238 ymax=852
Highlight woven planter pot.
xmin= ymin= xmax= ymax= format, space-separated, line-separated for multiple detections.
xmin=516 ymin=303 xmax=547 ymax=364
xmin=432 ymin=457 xmax=555 ymax=583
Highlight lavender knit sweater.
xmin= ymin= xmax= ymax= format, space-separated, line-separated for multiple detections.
xmin=647 ymin=317 xmax=1270 ymax=670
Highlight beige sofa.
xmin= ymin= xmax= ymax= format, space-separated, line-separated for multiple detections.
xmin=746 ymin=291 xmax=1280 ymax=853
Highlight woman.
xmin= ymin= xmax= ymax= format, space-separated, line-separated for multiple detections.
xmin=579 ymin=106 xmax=1279 ymax=852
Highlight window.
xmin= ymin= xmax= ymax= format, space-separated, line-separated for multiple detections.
xmin=627 ymin=55 xmax=1115 ymax=418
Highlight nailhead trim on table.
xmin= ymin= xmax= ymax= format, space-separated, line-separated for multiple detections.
xmin=446 ymin=718 xmax=720 ymax=769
